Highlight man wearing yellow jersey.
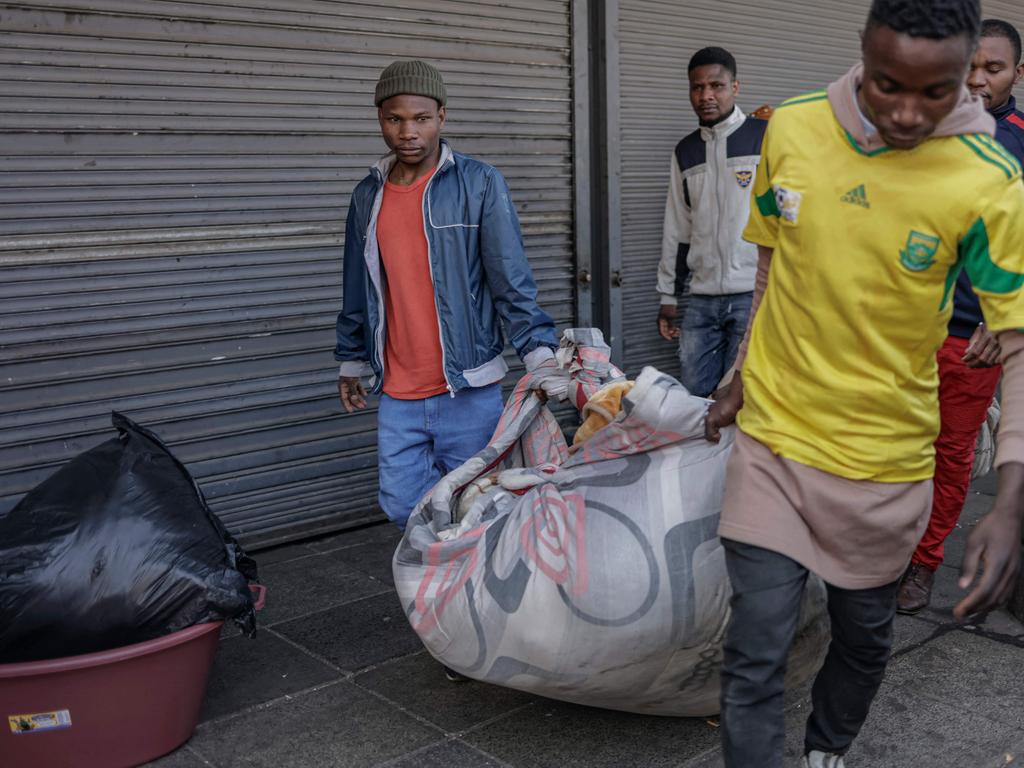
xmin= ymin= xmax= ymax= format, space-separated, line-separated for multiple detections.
xmin=704 ymin=1 xmax=1024 ymax=766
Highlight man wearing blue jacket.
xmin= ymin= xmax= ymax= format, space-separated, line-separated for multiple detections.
xmin=335 ymin=60 xmax=562 ymax=531
xmin=898 ymin=18 xmax=1024 ymax=612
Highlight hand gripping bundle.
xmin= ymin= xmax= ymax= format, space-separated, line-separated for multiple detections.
xmin=393 ymin=329 xmax=828 ymax=716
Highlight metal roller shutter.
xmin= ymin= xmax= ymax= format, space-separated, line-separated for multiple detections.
xmin=984 ymin=1 xmax=1024 ymax=46
xmin=616 ymin=0 xmax=1024 ymax=379
xmin=0 ymin=0 xmax=576 ymax=547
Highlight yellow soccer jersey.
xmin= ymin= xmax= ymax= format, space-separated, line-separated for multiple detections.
xmin=740 ymin=91 xmax=1024 ymax=482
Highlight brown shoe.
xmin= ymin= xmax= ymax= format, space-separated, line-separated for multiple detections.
xmin=896 ymin=562 xmax=935 ymax=615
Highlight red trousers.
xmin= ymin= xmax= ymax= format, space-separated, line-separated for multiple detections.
xmin=912 ymin=335 xmax=1001 ymax=571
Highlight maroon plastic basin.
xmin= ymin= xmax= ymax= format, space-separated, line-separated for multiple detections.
xmin=0 ymin=585 xmax=265 ymax=768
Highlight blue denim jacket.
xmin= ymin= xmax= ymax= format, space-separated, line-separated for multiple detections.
xmin=335 ymin=141 xmax=557 ymax=394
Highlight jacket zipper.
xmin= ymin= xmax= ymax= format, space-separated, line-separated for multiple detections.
xmin=369 ymin=172 xmax=387 ymax=385
xmin=420 ymin=156 xmax=454 ymax=396
xmin=713 ymin=112 xmax=739 ymax=295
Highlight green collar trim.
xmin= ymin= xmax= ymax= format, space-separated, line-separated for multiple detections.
xmin=842 ymin=129 xmax=891 ymax=157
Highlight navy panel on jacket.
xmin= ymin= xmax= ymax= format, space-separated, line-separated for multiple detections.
xmin=671 ymin=113 xmax=768 ymax=297
xmin=672 ymin=115 xmax=768 ymax=173
xmin=949 ymin=96 xmax=1024 ymax=339
xmin=727 ymin=117 xmax=768 ymax=159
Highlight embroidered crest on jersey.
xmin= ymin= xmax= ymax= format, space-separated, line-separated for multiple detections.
xmin=899 ymin=230 xmax=941 ymax=272
xmin=735 ymin=170 xmax=753 ymax=188
xmin=773 ymin=185 xmax=802 ymax=223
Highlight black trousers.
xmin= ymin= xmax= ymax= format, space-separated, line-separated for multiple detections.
xmin=719 ymin=539 xmax=900 ymax=767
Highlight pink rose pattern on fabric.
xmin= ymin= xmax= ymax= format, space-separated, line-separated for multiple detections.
xmin=519 ymin=485 xmax=589 ymax=596
xmin=574 ymin=423 xmax=686 ymax=465
xmin=412 ymin=526 xmax=485 ymax=634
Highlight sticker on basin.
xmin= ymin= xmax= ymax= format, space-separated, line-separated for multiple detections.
xmin=8 ymin=710 xmax=72 ymax=734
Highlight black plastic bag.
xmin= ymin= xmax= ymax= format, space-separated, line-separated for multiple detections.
xmin=0 ymin=412 xmax=258 ymax=663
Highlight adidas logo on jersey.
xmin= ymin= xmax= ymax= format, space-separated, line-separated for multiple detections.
xmin=841 ymin=184 xmax=870 ymax=208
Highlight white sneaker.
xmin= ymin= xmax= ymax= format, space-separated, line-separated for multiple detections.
xmin=802 ymin=751 xmax=845 ymax=768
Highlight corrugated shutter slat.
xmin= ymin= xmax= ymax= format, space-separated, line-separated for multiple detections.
xmin=0 ymin=1 xmax=575 ymax=547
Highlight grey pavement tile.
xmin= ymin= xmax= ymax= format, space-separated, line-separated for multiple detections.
xmin=329 ymin=538 xmax=399 ymax=587
xmin=257 ymin=549 xmax=391 ymax=626
xmin=783 ymin=677 xmax=814 ymax=714
xmin=937 ymin=528 xmax=968 ymax=572
xmin=687 ymin=617 xmax=1018 ymax=768
xmin=199 ymin=629 xmax=342 ymax=722
xmin=143 ymin=746 xmax=209 ymax=767
xmin=682 ymin=747 xmax=724 ymax=768
xmin=970 ymin=472 xmax=998 ymax=497
xmin=308 ymin=523 xmax=401 ymax=553
xmin=189 ymin=679 xmax=441 ymax=768
xmin=354 ymin=651 xmax=537 ymax=732
xmin=689 ymin=687 xmax=1024 ymax=768
xmin=273 ymin=591 xmax=424 ymax=672
xmin=919 ymin=557 xmax=978 ymax=622
xmin=937 ymin=490 xmax=991 ymax=568
xmin=689 ymin=623 xmax=1018 ymax=768
xmin=252 ymin=542 xmax=318 ymax=568
xmin=381 ymin=739 xmax=506 ymax=768
xmin=464 ymin=699 xmax=719 ymax=768
xmin=891 ymin=613 xmax=942 ymax=655
xmin=968 ymin=606 xmax=1024 ymax=637
xmin=884 ymin=629 xmax=1024 ymax=730
xmin=832 ymin=679 xmax=1022 ymax=768
xmin=960 ymin=489 xmax=995 ymax=525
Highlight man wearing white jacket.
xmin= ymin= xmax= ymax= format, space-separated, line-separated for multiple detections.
xmin=656 ymin=47 xmax=767 ymax=397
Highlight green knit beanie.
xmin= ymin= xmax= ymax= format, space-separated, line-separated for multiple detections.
xmin=374 ymin=60 xmax=447 ymax=107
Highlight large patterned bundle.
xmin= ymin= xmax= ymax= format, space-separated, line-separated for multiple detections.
xmin=394 ymin=330 xmax=828 ymax=716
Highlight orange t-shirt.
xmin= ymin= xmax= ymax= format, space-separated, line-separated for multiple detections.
xmin=377 ymin=169 xmax=448 ymax=399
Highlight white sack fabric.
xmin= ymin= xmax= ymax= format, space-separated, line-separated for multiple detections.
xmin=972 ymin=397 xmax=1000 ymax=480
xmin=394 ymin=329 xmax=828 ymax=716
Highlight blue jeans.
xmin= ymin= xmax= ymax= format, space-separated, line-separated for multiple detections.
xmin=377 ymin=383 xmax=503 ymax=529
xmin=678 ymin=292 xmax=753 ymax=397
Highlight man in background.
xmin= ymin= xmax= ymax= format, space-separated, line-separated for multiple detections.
xmin=898 ymin=17 xmax=1024 ymax=613
xmin=655 ymin=47 xmax=767 ymax=397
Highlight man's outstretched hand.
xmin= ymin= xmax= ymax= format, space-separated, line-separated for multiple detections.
xmin=954 ymin=463 xmax=1024 ymax=619
xmin=658 ymin=305 xmax=680 ymax=341
xmin=338 ymin=376 xmax=368 ymax=413
xmin=705 ymin=372 xmax=744 ymax=443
